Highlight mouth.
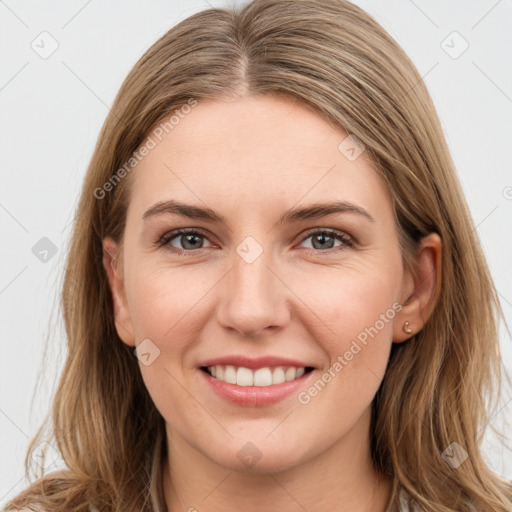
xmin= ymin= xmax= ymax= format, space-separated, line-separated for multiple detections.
xmin=197 ymin=355 xmax=318 ymax=406
xmin=200 ymin=365 xmax=315 ymax=387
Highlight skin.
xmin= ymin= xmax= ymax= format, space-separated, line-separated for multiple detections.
xmin=103 ymin=94 xmax=441 ymax=512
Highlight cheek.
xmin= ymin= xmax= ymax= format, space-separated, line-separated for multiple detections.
xmin=124 ymin=262 xmax=208 ymax=420
xmin=288 ymin=267 xmax=402 ymax=457
xmin=285 ymin=261 xmax=403 ymax=412
xmin=292 ymin=266 xmax=401 ymax=425
xmin=292 ymin=259 xmax=401 ymax=348
xmin=126 ymin=260 xmax=214 ymax=343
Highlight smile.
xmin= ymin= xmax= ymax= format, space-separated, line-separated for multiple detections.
xmin=201 ymin=365 xmax=314 ymax=386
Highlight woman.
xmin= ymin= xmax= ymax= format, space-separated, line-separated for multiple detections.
xmin=5 ymin=0 xmax=512 ymax=511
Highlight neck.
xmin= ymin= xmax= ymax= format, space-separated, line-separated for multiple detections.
xmin=161 ymin=408 xmax=393 ymax=512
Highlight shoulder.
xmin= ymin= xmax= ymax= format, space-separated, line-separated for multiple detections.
xmin=397 ymin=480 xmax=512 ymax=510
xmin=8 ymin=507 xmax=46 ymax=512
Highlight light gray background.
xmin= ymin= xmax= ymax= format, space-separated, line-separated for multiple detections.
xmin=1 ymin=0 xmax=511 ymax=505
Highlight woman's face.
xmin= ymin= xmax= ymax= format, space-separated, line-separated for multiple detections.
xmin=104 ymin=94 xmax=417 ymax=473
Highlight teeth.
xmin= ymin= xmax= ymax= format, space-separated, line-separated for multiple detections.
xmin=272 ymin=367 xmax=286 ymax=384
xmin=285 ymin=367 xmax=296 ymax=381
xmin=206 ymin=365 xmax=308 ymax=386
xmin=237 ymin=367 xmax=253 ymax=387
xmin=253 ymin=367 xmax=272 ymax=386
xmin=224 ymin=365 xmax=237 ymax=384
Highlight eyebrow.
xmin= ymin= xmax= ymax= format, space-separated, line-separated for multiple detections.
xmin=142 ymin=199 xmax=375 ymax=224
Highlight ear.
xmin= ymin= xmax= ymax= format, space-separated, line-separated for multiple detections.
xmin=393 ymin=233 xmax=442 ymax=343
xmin=102 ymin=236 xmax=136 ymax=347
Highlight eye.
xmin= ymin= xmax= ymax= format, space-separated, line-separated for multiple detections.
xmin=298 ymin=229 xmax=353 ymax=252
xmin=156 ymin=227 xmax=354 ymax=254
xmin=157 ymin=228 xmax=213 ymax=252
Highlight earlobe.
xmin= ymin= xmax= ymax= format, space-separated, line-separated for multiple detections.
xmin=393 ymin=233 xmax=442 ymax=343
xmin=102 ymin=237 xmax=136 ymax=346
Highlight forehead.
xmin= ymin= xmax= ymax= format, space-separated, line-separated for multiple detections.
xmin=126 ymin=95 xmax=392 ymax=224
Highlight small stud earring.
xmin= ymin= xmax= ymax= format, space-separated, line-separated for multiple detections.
xmin=403 ymin=321 xmax=412 ymax=334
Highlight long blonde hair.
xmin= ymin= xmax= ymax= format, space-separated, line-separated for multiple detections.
xmin=5 ymin=1 xmax=511 ymax=511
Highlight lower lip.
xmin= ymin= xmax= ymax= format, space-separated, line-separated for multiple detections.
xmin=199 ymin=369 xmax=314 ymax=407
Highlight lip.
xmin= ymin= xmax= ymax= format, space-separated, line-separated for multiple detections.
xmin=198 ymin=366 xmax=315 ymax=407
xmin=198 ymin=355 xmax=313 ymax=370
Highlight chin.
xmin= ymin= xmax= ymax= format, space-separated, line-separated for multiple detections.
xmin=204 ymin=440 xmax=308 ymax=474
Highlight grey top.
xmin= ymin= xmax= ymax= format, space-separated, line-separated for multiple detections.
xmin=5 ymin=484 xmax=480 ymax=511
xmin=397 ymin=487 xmax=423 ymax=511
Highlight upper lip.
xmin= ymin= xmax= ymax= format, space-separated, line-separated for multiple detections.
xmin=199 ymin=355 xmax=314 ymax=370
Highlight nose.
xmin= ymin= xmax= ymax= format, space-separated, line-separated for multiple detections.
xmin=215 ymin=246 xmax=291 ymax=338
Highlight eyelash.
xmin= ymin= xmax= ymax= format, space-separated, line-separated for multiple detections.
xmin=155 ymin=227 xmax=354 ymax=255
